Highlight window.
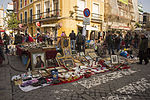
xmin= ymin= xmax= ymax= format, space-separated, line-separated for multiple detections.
xmin=53 ymin=0 xmax=59 ymax=16
xmin=36 ymin=4 xmax=40 ymax=19
xmin=30 ymin=9 xmax=33 ymax=22
xmin=93 ymin=3 xmax=99 ymax=14
xmin=30 ymin=0 xmax=33 ymax=3
xmin=25 ymin=11 xmax=27 ymax=23
xmin=45 ymin=1 xmax=50 ymax=17
xmin=77 ymin=0 xmax=85 ymax=17
xmin=92 ymin=3 xmax=99 ymax=18
xmin=20 ymin=0 xmax=22 ymax=9
xmin=20 ymin=13 xmax=22 ymax=23
xmin=14 ymin=2 xmax=17 ymax=12
xmin=24 ymin=0 xmax=27 ymax=6
xmin=77 ymin=0 xmax=85 ymax=11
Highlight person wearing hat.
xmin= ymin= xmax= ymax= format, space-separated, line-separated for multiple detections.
xmin=138 ymin=33 xmax=149 ymax=65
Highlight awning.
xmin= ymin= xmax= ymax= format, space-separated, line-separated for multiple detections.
xmin=41 ymin=24 xmax=56 ymax=28
xmin=77 ymin=24 xmax=98 ymax=31
xmin=119 ymin=26 xmax=130 ymax=30
xmin=0 ymin=30 xmax=5 ymax=32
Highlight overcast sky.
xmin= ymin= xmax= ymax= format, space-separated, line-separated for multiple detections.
xmin=0 ymin=0 xmax=150 ymax=13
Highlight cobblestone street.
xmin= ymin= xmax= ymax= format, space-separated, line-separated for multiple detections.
xmin=0 ymin=55 xmax=150 ymax=100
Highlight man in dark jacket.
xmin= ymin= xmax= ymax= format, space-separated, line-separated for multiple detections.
xmin=14 ymin=32 xmax=22 ymax=45
xmin=3 ymin=32 xmax=10 ymax=54
xmin=106 ymin=31 xmax=114 ymax=55
xmin=69 ymin=30 xmax=76 ymax=50
xmin=76 ymin=32 xmax=83 ymax=52
xmin=138 ymin=34 xmax=149 ymax=65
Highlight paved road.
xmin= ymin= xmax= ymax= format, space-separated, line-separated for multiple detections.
xmin=0 ymin=55 xmax=150 ymax=100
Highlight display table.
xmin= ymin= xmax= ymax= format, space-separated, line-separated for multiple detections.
xmin=16 ymin=46 xmax=58 ymax=59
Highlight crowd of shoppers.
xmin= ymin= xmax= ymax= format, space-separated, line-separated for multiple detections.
xmin=0 ymin=29 xmax=150 ymax=65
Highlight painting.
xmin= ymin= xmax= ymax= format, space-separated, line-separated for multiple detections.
xmin=63 ymin=58 xmax=74 ymax=69
xmin=88 ymin=52 xmax=98 ymax=59
xmin=111 ymin=55 xmax=119 ymax=64
xmin=56 ymin=57 xmax=65 ymax=66
xmin=46 ymin=59 xmax=58 ymax=67
xmin=63 ymin=48 xmax=72 ymax=57
xmin=31 ymin=51 xmax=46 ymax=70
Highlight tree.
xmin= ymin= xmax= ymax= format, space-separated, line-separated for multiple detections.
xmin=134 ymin=22 xmax=141 ymax=28
xmin=3 ymin=12 xmax=20 ymax=31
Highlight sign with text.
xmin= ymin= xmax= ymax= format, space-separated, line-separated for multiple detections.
xmin=83 ymin=17 xmax=90 ymax=25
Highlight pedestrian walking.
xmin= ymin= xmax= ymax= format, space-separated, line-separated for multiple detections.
xmin=133 ymin=32 xmax=139 ymax=48
xmin=124 ymin=32 xmax=130 ymax=48
xmin=0 ymin=46 xmax=5 ymax=65
xmin=76 ymin=32 xmax=83 ymax=52
xmin=106 ymin=31 xmax=115 ymax=55
xmin=14 ymin=31 xmax=23 ymax=45
xmin=69 ymin=30 xmax=76 ymax=50
xmin=116 ymin=34 xmax=122 ymax=52
xmin=3 ymin=32 xmax=10 ymax=54
xmin=138 ymin=34 xmax=149 ymax=65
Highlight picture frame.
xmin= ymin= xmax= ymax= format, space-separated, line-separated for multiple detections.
xmin=111 ymin=55 xmax=119 ymax=64
xmin=31 ymin=51 xmax=46 ymax=70
xmin=56 ymin=57 xmax=65 ymax=66
xmin=63 ymin=58 xmax=74 ymax=69
xmin=88 ymin=52 xmax=98 ymax=59
xmin=79 ymin=52 xmax=85 ymax=56
xmin=63 ymin=47 xmax=72 ymax=57
xmin=61 ymin=37 xmax=72 ymax=57
xmin=85 ymin=56 xmax=92 ymax=60
xmin=46 ymin=58 xmax=58 ymax=67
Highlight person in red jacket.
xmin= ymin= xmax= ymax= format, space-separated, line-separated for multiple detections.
xmin=28 ymin=34 xmax=34 ymax=42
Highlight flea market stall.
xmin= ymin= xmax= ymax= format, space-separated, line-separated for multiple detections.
xmin=12 ymin=37 xmax=139 ymax=92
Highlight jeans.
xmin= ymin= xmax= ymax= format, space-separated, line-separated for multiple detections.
xmin=71 ymin=40 xmax=76 ymax=50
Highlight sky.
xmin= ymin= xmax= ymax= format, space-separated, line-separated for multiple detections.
xmin=0 ymin=0 xmax=12 ymax=11
xmin=0 ymin=0 xmax=150 ymax=13
xmin=138 ymin=0 xmax=150 ymax=13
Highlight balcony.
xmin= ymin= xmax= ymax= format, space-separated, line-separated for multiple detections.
xmin=33 ymin=9 xmax=61 ymax=22
xmin=75 ymin=10 xmax=84 ymax=20
xmin=91 ymin=13 xmax=102 ymax=23
xmin=19 ymin=19 xmax=27 ymax=24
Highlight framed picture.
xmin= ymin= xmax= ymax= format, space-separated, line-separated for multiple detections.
xmin=63 ymin=47 xmax=72 ymax=57
xmin=46 ymin=59 xmax=58 ymax=67
xmin=56 ymin=57 xmax=65 ymax=66
xmin=111 ymin=55 xmax=119 ymax=64
xmin=31 ymin=51 xmax=46 ymax=70
xmin=79 ymin=52 xmax=85 ymax=56
xmin=88 ymin=52 xmax=98 ymax=59
xmin=85 ymin=56 xmax=92 ymax=60
xmin=61 ymin=37 xmax=70 ymax=48
xmin=63 ymin=58 xmax=74 ymax=69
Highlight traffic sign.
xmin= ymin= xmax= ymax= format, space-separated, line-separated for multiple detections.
xmin=83 ymin=17 xmax=90 ymax=25
xmin=83 ymin=8 xmax=90 ymax=17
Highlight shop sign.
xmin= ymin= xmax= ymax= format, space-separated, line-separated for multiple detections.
xmin=83 ymin=17 xmax=90 ymax=25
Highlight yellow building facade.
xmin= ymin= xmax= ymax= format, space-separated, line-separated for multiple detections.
xmin=18 ymin=0 xmax=104 ymax=39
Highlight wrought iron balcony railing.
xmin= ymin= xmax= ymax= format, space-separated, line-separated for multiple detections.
xmin=32 ymin=9 xmax=61 ymax=21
